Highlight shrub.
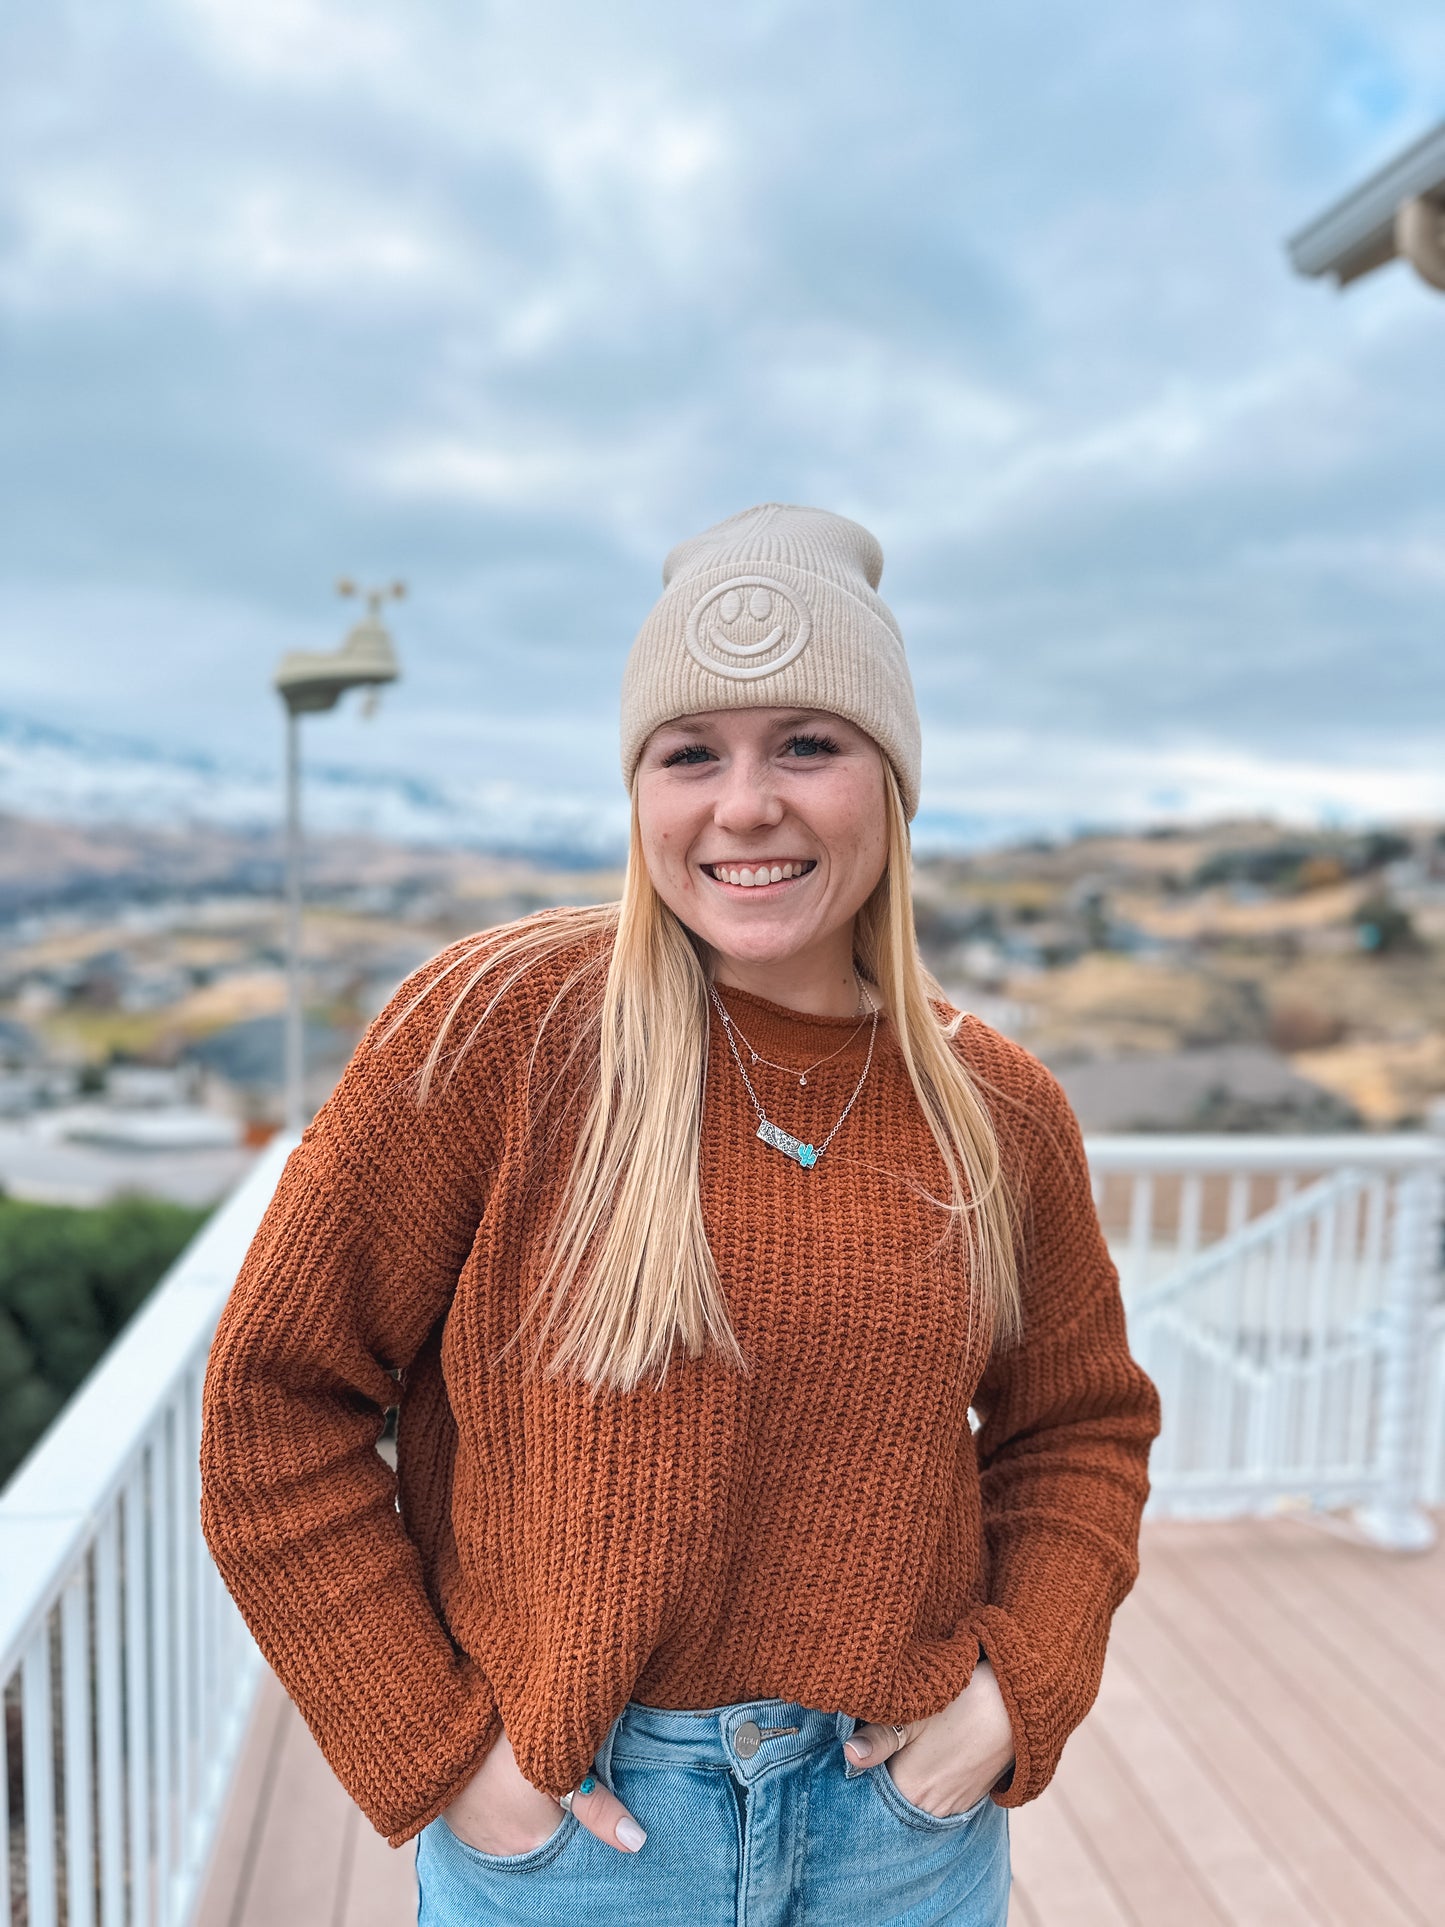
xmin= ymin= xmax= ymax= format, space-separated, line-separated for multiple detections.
xmin=0 ymin=1194 xmax=210 ymax=1488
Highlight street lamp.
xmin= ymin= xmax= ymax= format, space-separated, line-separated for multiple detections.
xmin=272 ymin=581 xmax=404 ymax=1131
xmin=1286 ymin=120 xmax=1445 ymax=293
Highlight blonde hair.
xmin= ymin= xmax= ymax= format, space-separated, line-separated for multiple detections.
xmin=398 ymin=762 xmax=1021 ymax=1392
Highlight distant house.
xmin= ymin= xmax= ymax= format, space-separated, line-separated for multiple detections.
xmin=1050 ymin=1044 xmax=1363 ymax=1135
xmin=0 ymin=1017 xmax=44 ymax=1068
xmin=184 ymin=1014 xmax=353 ymax=1119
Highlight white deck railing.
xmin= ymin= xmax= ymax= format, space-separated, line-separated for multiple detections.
xmin=1 ymin=1128 xmax=1442 ymax=1925
xmin=1089 ymin=1135 xmax=1445 ymax=1548
xmin=0 ymin=1139 xmax=292 ymax=1927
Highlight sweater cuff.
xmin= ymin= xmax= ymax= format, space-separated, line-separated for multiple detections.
xmin=966 ymin=1602 xmax=1072 ymax=1808
xmin=380 ymin=1661 xmax=505 ymax=1849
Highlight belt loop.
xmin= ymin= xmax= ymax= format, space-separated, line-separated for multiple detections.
xmin=597 ymin=1708 xmax=623 ymax=1791
xmin=836 ymin=1709 xmax=863 ymax=1777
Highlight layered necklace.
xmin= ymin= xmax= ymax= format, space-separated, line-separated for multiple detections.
xmin=708 ymin=979 xmax=879 ymax=1170
xmin=720 ymin=988 xmax=873 ymax=1087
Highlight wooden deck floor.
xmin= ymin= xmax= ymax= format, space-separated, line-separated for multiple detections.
xmin=194 ymin=1514 xmax=1445 ymax=1926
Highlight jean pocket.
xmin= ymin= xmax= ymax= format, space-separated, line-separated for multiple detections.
xmin=868 ymin=1761 xmax=993 ymax=1835
xmin=435 ymin=1807 xmax=578 ymax=1871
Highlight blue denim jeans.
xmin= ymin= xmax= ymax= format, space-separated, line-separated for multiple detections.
xmin=415 ymin=1696 xmax=1011 ymax=1925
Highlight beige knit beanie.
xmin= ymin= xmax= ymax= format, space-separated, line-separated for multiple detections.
xmin=619 ymin=502 xmax=922 ymax=819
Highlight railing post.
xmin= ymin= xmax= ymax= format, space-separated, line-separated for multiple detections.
xmin=1419 ymin=1099 xmax=1445 ymax=1510
xmin=1354 ymin=1160 xmax=1444 ymax=1551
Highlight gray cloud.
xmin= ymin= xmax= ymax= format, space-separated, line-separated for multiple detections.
xmin=2 ymin=0 xmax=1444 ymax=832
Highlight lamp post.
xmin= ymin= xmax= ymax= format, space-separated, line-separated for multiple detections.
xmin=272 ymin=581 xmax=404 ymax=1131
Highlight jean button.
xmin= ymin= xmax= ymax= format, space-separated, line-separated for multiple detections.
xmin=734 ymin=1719 xmax=762 ymax=1759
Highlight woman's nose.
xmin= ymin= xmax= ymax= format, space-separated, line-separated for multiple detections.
xmin=712 ymin=759 xmax=784 ymax=832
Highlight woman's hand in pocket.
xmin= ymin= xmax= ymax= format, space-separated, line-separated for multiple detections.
xmin=440 ymin=1730 xmax=647 ymax=1855
xmin=843 ymin=1655 xmax=1015 ymax=1818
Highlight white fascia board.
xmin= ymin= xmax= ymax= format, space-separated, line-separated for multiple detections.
xmin=1287 ymin=120 xmax=1445 ymax=283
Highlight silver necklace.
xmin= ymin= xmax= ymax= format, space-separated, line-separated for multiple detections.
xmin=708 ymin=982 xmax=879 ymax=1169
xmin=721 ymin=980 xmax=871 ymax=1087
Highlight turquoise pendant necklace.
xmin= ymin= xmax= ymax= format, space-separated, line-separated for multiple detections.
xmin=708 ymin=982 xmax=879 ymax=1169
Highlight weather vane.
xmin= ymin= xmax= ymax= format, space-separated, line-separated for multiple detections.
xmin=337 ymin=578 xmax=407 ymax=616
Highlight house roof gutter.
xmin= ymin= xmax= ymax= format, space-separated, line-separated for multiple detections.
xmin=1286 ymin=120 xmax=1445 ymax=289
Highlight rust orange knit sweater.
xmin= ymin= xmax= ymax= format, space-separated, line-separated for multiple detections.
xmin=199 ymin=926 xmax=1160 ymax=1850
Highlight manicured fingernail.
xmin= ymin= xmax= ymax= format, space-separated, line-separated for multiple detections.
xmin=845 ymin=1735 xmax=872 ymax=1760
xmin=617 ymin=1817 xmax=647 ymax=1851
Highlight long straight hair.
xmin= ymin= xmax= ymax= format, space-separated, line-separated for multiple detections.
xmin=397 ymin=762 xmax=1021 ymax=1392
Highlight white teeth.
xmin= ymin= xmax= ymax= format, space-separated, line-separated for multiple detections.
xmin=708 ymin=861 xmax=812 ymax=885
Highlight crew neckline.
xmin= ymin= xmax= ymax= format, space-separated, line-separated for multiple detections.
xmin=706 ymin=978 xmax=888 ymax=1070
xmin=708 ymin=980 xmax=879 ymax=1026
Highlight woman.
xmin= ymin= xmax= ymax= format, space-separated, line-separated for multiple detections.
xmin=200 ymin=503 xmax=1160 ymax=1926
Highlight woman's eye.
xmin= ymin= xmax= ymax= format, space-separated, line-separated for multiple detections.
xmin=783 ymin=733 xmax=840 ymax=758
xmin=660 ymin=743 xmax=714 ymax=767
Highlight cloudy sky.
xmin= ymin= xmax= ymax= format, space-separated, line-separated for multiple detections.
xmin=3 ymin=0 xmax=1444 ymax=845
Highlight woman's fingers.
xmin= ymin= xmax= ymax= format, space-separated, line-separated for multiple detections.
xmin=843 ymin=1719 xmax=915 ymax=1768
xmin=569 ymin=1776 xmax=648 ymax=1853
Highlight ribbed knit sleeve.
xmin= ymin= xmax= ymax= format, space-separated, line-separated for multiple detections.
xmin=964 ymin=1059 xmax=1161 ymax=1807
xmin=199 ymin=948 xmax=509 ymax=1847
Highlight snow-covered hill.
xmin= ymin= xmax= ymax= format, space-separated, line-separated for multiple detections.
xmin=0 ymin=711 xmax=631 ymax=862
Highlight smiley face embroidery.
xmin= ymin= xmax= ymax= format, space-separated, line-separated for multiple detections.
xmin=684 ymin=575 xmax=813 ymax=681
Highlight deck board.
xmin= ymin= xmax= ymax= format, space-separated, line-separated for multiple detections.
xmin=1233 ymin=1532 xmax=1445 ymax=1768
xmin=195 ymin=1515 xmax=1445 ymax=1926
xmin=1142 ymin=1532 xmax=1443 ymax=1923
xmin=1046 ymin=1711 xmax=1226 ymax=1925
xmin=1006 ymin=1784 xmax=1128 ymax=1927
xmin=1102 ymin=1578 xmax=1417 ymax=1927
xmin=1084 ymin=1640 xmax=1312 ymax=1924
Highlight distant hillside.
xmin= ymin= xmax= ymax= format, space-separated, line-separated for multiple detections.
xmin=0 ymin=710 xmax=630 ymax=865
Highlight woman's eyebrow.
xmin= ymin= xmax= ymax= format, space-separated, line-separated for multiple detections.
xmin=652 ymin=711 xmax=835 ymax=742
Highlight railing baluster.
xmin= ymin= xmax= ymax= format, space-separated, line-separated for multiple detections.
xmin=1300 ymin=1180 xmax=1337 ymax=1477
xmin=1 ymin=1673 xmax=11 ymax=1927
xmin=62 ymin=1560 xmax=97 ymax=1927
xmin=124 ymin=1458 xmax=153 ymax=1927
xmin=1178 ymin=1174 xmax=1203 ymax=1260
xmin=149 ymin=1418 xmax=174 ymax=1927
xmin=1125 ymin=1174 xmax=1154 ymax=1296
xmin=22 ymin=1619 xmax=59 ymax=1927
xmin=194 ymin=1369 xmax=218 ymax=1787
xmin=1358 ymin=1177 xmax=1388 ymax=1479
xmin=95 ymin=1509 xmax=125 ymax=1927
xmin=1348 ymin=1179 xmax=1371 ymax=1479
xmin=170 ymin=1382 xmax=194 ymax=1876
xmin=1425 ymin=1307 xmax=1445 ymax=1507
xmin=1226 ymin=1171 xmax=1250 ymax=1237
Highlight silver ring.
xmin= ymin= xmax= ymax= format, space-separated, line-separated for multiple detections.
xmin=889 ymin=1723 xmax=907 ymax=1749
xmin=557 ymin=1788 xmax=575 ymax=1814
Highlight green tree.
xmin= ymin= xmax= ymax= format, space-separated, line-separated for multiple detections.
xmin=0 ymin=1194 xmax=210 ymax=1488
